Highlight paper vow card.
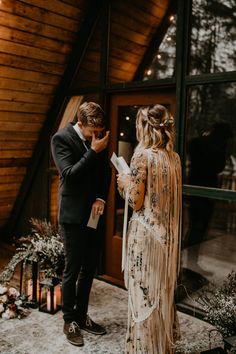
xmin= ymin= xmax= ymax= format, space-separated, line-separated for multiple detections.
xmin=110 ymin=152 xmax=130 ymax=174
xmin=87 ymin=210 xmax=100 ymax=229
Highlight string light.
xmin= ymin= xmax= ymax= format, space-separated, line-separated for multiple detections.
xmin=157 ymin=54 xmax=162 ymax=59
xmin=125 ymin=116 xmax=130 ymax=121
xmin=147 ymin=69 xmax=152 ymax=76
xmin=120 ymin=132 xmax=124 ymax=137
xmin=169 ymin=15 xmax=174 ymax=22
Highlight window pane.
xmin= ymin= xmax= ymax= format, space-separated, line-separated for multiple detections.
xmin=184 ymin=82 xmax=236 ymax=191
xmin=108 ymin=1 xmax=176 ymax=84
xmin=178 ymin=197 xmax=236 ymax=309
xmin=115 ymin=106 xmax=138 ymax=236
xmin=189 ymin=0 xmax=236 ymax=74
xmin=143 ymin=14 xmax=176 ymax=81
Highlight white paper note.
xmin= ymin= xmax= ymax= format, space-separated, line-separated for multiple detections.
xmin=110 ymin=152 xmax=130 ymax=174
xmin=87 ymin=210 xmax=100 ymax=229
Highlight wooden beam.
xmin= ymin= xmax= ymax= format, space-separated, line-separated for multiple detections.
xmin=5 ymin=0 xmax=108 ymax=236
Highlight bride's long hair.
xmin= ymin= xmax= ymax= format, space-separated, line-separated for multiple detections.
xmin=136 ymin=104 xmax=175 ymax=152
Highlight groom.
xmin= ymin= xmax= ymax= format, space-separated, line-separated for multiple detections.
xmin=51 ymin=102 xmax=111 ymax=346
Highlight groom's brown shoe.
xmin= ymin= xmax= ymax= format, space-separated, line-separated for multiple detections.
xmin=80 ymin=315 xmax=106 ymax=335
xmin=63 ymin=321 xmax=84 ymax=346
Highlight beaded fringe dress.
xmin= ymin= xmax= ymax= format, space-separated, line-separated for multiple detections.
xmin=120 ymin=148 xmax=182 ymax=354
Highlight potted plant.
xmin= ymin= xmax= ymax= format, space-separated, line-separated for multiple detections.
xmin=0 ymin=218 xmax=64 ymax=287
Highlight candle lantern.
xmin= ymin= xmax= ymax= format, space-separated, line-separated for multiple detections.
xmin=19 ymin=261 xmax=39 ymax=306
xmin=38 ymin=279 xmax=61 ymax=314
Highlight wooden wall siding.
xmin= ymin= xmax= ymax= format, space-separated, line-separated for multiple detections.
xmin=109 ymin=0 xmax=170 ymax=83
xmin=0 ymin=0 xmax=170 ymax=234
xmin=0 ymin=0 xmax=88 ymax=232
xmin=74 ymin=19 xmax=102 ymax=89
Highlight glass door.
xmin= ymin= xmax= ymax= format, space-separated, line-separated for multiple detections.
xmin=103 ymin=90 xmax=176 ymax=286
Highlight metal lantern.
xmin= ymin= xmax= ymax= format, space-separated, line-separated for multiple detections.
xmin=19 ymin=261 xmax=39 ymax=306
xmin=38 ymin=279 xmax=61 ymax=314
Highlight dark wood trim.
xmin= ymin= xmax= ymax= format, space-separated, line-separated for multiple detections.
xmin=183 ymin=185 xmax=236 ymax=201
xmin=175 ymin=0 xmax=191 ymax=159
xmin=186 ymin=71 xmax=236 ymax=85
xmin=5 ymin=0 xmax=108 ymax=236
xmin=106 ymin=78 xmax=175 ymax=92
xmin=69 ymin=78 xmax=175 ymax=96
xmin=69 ymin=67 xmax=236 ymax=97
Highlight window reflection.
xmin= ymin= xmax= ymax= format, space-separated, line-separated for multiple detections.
xmin=188 ymin=122 xmax=233 ymax=188
xmin=184 ymin=123 xmax=233 ymax=280
xmin=179 ymin=197 xmax=236 ymax=307
xmin=185 ymin=83 xmax=236 ymax=191
xmin=115 ymin=106 xmax=138 ymax=236
xmin=190 ymin=0 xmax=236 ymax=74
xmin=181 ymin=81 xmax=236 ymax=308
xmin=143 ymin=14 xmax=176 ymax=80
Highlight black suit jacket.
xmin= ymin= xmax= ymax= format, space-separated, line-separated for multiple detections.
xmin=51 ymin=122 xmax=111 ymax=225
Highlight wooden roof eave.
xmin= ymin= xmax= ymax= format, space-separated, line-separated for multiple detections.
xmin=5 ymin=0 xmax=109 ymax=236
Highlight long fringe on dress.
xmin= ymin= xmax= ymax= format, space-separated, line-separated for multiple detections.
xmin=123 ymin=149 xmax=182 ymax=354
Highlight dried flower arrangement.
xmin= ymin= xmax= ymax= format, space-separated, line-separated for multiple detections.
xmin=174 ymin=271 xmax=236 ymax=353
xmin=0 ymin=218 xmax=64 ymax=285
xmin=0 ymin=284 xmax=30 ymax=320
xmin=197 ymin=271 xmax=236 ymax=337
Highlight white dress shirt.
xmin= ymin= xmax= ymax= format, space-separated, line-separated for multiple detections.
xmin=73 ymin=122 xmax=105 ymax=204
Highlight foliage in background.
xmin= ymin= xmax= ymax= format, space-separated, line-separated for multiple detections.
xmin=197 ymin=271 xmax=236 ymax=337
xmin=175 ymin=272 xmax=236 ymax=352
xmin=0 ymin=219 xmax=64 ymax=284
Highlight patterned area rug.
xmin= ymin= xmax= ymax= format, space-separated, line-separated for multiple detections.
xmin=0 ymin=279 xmax=223 ymax=354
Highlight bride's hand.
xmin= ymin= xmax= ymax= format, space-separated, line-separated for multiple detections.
xmin=117 ymin=172 xmax=130 ymax=191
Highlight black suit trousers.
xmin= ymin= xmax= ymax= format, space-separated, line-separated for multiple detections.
xmin=59 ymin=223 xmax=102 ymax=323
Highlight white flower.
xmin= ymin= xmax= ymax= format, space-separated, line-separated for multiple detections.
xmin=0 ymin=285 xmax=7 ymax=295
xmin=0 ymin=303 xmax=4 ymax=313
xmin=2 ymin=311 xmax=10 ymax=320
xmin=4 ymin=308 xmax=17 ymax=319
xmin=0 ymin=294 xmax=8 ymax=303
xmin=15 ymin=299 xmax=22 ymax=306
xmin=8 ymin=287 xmax=20 ymax=298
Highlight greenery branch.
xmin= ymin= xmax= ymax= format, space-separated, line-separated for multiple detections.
xmin=0 ymin=219 xmax=64 ymax=285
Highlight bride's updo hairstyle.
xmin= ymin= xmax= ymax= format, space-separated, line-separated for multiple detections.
xmin=136 ymin=104 xmax=175 ymax=152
